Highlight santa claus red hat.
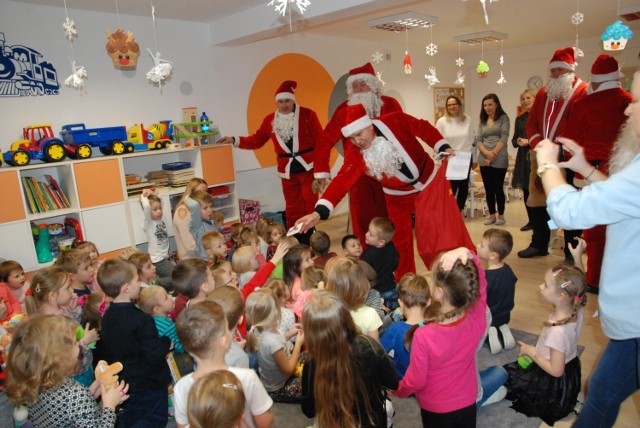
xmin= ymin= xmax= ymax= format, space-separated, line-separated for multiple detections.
xmin=346 ymin=62 xmax=382 ymax=94
xmin=341 ymin=104 xmax=373 ymax=138
xmin=275 ymin=80 xmax=296 ymax=102
xmin=549 ymin=47 xmax=578 ymax=70
xmin=590 ymin=54 xmax=622 ymax=83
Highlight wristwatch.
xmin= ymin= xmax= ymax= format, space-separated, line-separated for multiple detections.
xmin=536 ymin=163 xmax=560 ymax=177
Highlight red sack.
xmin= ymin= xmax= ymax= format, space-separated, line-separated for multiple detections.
xmin=415 ymin=160 xmax=475 ymax=268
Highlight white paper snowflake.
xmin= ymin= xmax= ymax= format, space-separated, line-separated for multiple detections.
xmin=499 ymin=55 xmax=504 ymax=66
xmin=424 ymin=66 xmax=439 ymax=89
xmin=497 ymin=71 xmax=507 ymax=87
xmin=425 ymin=43 xmax=438 ymax=57
xmin=268 ymin=0 xmax=311 ymax=16
xmin=63 ymin=17 xmax=78 ymax=42
xmin=64 ymin=60 xmax=88 ymax=94
xmin=455 ymin=57 xmax=464 ymax=67
xmin=571 ymin=12 xmax=584 ymax=26
xmin=376 ymin=71 xmax=386 ymax=87
xmin=454 ymin=70 xmax=465 ymax=87
xmin=372 ymin=51 xmax=384 ymax=65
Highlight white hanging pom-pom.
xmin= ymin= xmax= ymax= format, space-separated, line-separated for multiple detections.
xmin=146 ymin=49 xmax=174 ymax=88
xmin=64 ymin=60 xmax=88 ymax=93
xmin=424 ymin=66 xmax=439 ymax=89
xmin=454 ymin=70 xmax=465 ymax=87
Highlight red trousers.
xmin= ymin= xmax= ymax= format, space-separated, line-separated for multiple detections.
xmin=349 ymin=175 xmax=389 ymax=250
xmin=584 ymin=225 xmax=605 ymax=288
xmin=282 ymin=171 xmax=318 ymax=230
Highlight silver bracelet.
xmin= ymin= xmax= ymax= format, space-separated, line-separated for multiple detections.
xmin=584 ymin=166 xmax=597 ymax=182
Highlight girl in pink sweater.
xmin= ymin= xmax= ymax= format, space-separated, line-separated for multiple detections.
xmin=394 ymin=247 xmax=487 ymax=428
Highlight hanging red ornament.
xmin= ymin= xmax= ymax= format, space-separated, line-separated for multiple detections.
xmin=404 ymin=51 xmax=412 ymax=75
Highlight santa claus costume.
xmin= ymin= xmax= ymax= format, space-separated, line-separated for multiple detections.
xmin=233 ymin=80 xmax=323 ymax=230
xmin=520 ymin=47 xmax=588 ymax=258
xmin=314 ymin=63 xmax=403 ymax=248
xmin=562 ymin=55 xmax=632 ymax=290
xmin=315 ymin=104 xmax=475 ymax=278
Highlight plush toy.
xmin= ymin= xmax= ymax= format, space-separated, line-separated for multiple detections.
xmin=2 ymin=313 xmax=25 ymax=330
xmin=75 ymin=324 xmax=96 ymax=349
xmin=94 ymin=360 xmax=123 ymax=391
xmin=294 ymin=361 xmax=304 ymax=378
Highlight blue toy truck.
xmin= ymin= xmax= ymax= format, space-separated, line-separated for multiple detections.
xmin=60 ymin=124 xmax=136 ymax=158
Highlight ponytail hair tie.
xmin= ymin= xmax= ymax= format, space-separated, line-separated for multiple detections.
xmin=418 ymin=321 xmax=425 ymax=327
xmin=98 ymin=295 xmax=108 ymax=317
xmin=573 ymin=295 xmax=581 ymax=302
xmin=25 ymin=288 xmax=34 ymax=297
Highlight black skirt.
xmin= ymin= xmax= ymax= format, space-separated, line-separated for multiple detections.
xmin=504 ymin=356 xmax=581 ymax=426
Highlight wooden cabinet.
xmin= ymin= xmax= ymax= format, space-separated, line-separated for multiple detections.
xmin=0 ymin=144 xmax=237 ymax=271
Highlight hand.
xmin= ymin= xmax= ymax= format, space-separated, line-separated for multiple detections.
xmin=534 ymin=139 xmax=561 ymax=165
xmin=445 ymin=148 xmax=455 ymax=156
xmin=270 ymin=241 xmax=291 ymax=264
xmin=68 ymin=294 xmax=79 ymax=310
xmin=483 ymin=159 xmax=491 ymax=167
xmin=141 ymin=188 xmax=151 ymax=197
xmin=295 ymin=327 xmax=305 ymax=345
xmin=568 ymin=236 xmax=587 ymax=260
xmin=89 ymin=380 xmax=101 ymax=398
xmin=555 ymin=137 xmax=593 ymax=176
xmin=517 ymin=137 xmax=529 ymax=147
xmin=517 ymin=341 xmax=535 ymax=358
xmin=312 ymin=178 xmax=331 ymax=195
xmin=439 ymin=247 xmax=473 ymax=271
xmin=83 ymin=323 xmax=99 ymax=345
xmin=296 ymin=212 xmax=321 ymax=233
xmin=237 ymin=338 xmax=247 ymax=350
xmin=101 ymin=380 xmax=129 ymax=410
xmin=218 ymin=136 xmax=234 ymax=145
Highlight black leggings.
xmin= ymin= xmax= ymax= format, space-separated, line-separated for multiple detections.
xmin=480 ymin=166 xmax=508 ymax=215
xmin=420 ymin=403 xmax=476 ymax=428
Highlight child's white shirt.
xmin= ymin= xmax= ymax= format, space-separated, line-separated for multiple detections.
xmin=173 ymin=367 xmax=273 ymax=428
xmin=140 ymin=194 xmax=170 ymax=263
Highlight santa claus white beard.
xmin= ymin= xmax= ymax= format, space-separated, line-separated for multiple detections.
xmin=273 ymin=112 xmax=295 ymax=141
xmin=546 ymin=73 xmax=575 ymax=101
xmin=609 ymin=119 xmax=640 ymax=174
xmin=362 ymin=136 xmax=403 ymax=180
xmin=348 ymin=92 xmax=383 ymax=118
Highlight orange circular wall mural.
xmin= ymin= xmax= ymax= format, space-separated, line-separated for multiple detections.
xmin=247 ymin=53 xmax=335 ymax=168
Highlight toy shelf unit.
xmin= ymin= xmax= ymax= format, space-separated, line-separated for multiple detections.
xmin=17 ymin=163 xmax=77 ymax=217
xmin=121 ymin=146 xmax=202 ymax=199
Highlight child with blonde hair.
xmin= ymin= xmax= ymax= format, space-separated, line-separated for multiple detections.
xmin=228 ymin=223 xmax=250 ymax=261
xmin=232 ymin=246 xmax=260 ymax=289
xmin=265 ymin=223 xmax=284 ymax=261
xmin=326 ymin=258 xmax=382 ymax=340
xmin=71 ymin=240 xmax=102 ymax=292
xmin=202 ymin=230 xmax=229 ymax=266
xmin=206 ymin=286 xmax=249 ymax=369
xmin=25 ymin=266 xmax=98 ymax=387
xmin=255 ymin=217 xmax=273 ymax=259
xmin=138 ymin=285 xmax=184 ymax=354
xmin=174 ymin=301 xmax=274 ymax=428
xmin=128 ymin=252 xmax=162 ymax=290
xmin=0 ymin=260 xmax=29 ymax=312
xmin=395 ymin=247 xmax=487 ymax=428
xmin=173 ymin=178 xmax=211 ymax=260
xmin=55 ymin=248 xmax=96 ymax=305
xmin=140 ymin=189 xmax=174 ymax=284
xmin=264 ymin=279 xmax=298 ymax=342
xmin=5 ymin=315 xmax=128 ymax=427
xmin=187 ymin=370 xmax=246 ymax=428
xmin=246 ymin=289 xmax=304 ymax=402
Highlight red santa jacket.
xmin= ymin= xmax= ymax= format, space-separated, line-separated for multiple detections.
xmin=527 ymin=76 xmax=588 ymax=148
xmin=235 ymin=105 xmax=323 ymax=179
xmin=562 ymin=82 xmax=632 ymax=173
xmin=313 ymin=95 xmax=403 ymax=177
xmin=316 ymin=112 xmax=447 ymax=216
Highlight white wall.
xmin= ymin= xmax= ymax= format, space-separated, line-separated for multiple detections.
xmin=2 ymin=0 xmax=639 ymax=214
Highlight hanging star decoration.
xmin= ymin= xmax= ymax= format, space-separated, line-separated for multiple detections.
xmin=425 ymin=42 xmax=438 ymax=57
xmin=63 ymin=16 xmax=78 ymax=41
xmin=455 ymin=57 xmax=464 ymax=67
xmin=454 ymin=70 xmax=465 ymax=87
xmin=64 ymin=60 xmax=88 ymax=93
xmin=146 ymin=49 xmax=174 ymax=88
xmin=371 ymin=51 xmax=384 ymax=65
xmin=268 ymin=0 xmax=311 ymax=16
xmin=376 ymin=71 xmax=386 ymax=87
xmin=571 ymin=11 xmax=584 ymax=26
xmin=424 ymin=66 xmax=439 ymax=88
xmin=497 ymin=71 xmax=507 ymax=87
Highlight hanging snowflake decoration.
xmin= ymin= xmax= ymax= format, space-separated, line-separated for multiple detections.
xmin=499 ymin=55 xmax=504 ymax=66
xmin=64 ymin=60 xmax=88 ymax=93
xmin=571 ymin=12 xmax=584 ymax=26
xmin=455 ymin=57 xmax=464 ymax=67
xmin=268 ymin=0 xmax=311 ymax=16
xmin=425 ymin=42 xmax=438 ymax=57
xmin=454 ymin=70 xmax=465 ymax=87
xmin=146 ymin=49 xmax=174 ymax=89
xmin=424 ymin=66 xmax=439 ymax=89
xmin=497 ymin=71 xmax=507 ymax=87
xmin=63 ymin=17 xmax=78 ymax=41
xmin=376 ymin=71 xmax=386 ymax=87
xmin=371 ymin=51 xmax=384 ymax=65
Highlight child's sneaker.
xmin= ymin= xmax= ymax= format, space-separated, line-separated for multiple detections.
xmin=482 ymin=386 xmax=508 ymax=407
xmin=488 ymin=326 xmax=502 ymax=354
xmin=499 ymin=324 xmax=516 ymax=350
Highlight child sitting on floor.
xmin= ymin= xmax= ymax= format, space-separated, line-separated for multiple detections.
xmin=341 ymin=235 xmax=363 ymax=261
xmin=310 ymin=231 xmax=337 ymax=268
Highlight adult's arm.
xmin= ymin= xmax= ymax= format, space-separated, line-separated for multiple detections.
xmin=495 ymin=114 xmax=510 ymax=154
xmin=404 ymin=113 xmax=449 ymax=151
xmin=234 ymin=115 xmax=273 ymax=150
xmin=313 ymin=106 xmax=347 ymax=178
xmin=526 ymin=90 xmax=547 ymax=148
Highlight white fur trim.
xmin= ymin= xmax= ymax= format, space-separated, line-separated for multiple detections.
xmin=314 ymin=172 xmax=330 ymax=179
xmin=591 ymin=70 xmax=622 ymax=83
xmin=549 ymin=61 xmax=575 ymax=70
xmin=433 ymin=139 xmax=448 ymax=152
xmin=275 ymin=92 xmax=295 ymax=102
xmin=316 ymin=198 xmax=335 ymax=214
xmin=341 ymin=116 xmax=372 ymax=137
xmin=233 ymin=136 xmax=241 ymax=147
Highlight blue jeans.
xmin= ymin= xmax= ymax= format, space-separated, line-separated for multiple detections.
xmin=380 ymin=288 xmax=399 ymax=312
xmin=477 ymin=366 xmax=508 ymax=407
xmin=573 ymin=338 xmax=640 ymax=428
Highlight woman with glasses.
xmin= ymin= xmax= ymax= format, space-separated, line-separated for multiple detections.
xmin=436 ymin=95 xmax=476 ymax=211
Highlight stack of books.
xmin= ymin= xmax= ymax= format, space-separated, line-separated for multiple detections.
xmin=162 ymin=162 xmax=195 ymax=188
xmin=125 ymin=174 xmax=151 ymax=197
xmin=146 ymin=170 xmax=170 ymax=190
xmin=22 ymin=175 xmax=71 ymax=214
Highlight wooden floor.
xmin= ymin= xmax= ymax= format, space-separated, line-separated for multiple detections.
xmin=317 ymin=193 xmax=640 ymax=427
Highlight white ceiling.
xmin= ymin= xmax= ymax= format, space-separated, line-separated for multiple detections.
xmin=13 ymin=0 xmax=640 ymax=53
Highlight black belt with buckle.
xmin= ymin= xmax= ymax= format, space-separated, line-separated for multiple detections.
xmin=277 ymin=147 xmax=313 ymax=158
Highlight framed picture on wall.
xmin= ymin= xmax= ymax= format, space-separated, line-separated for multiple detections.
xmin=434 ymin=87 xmax=465 ymax=123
